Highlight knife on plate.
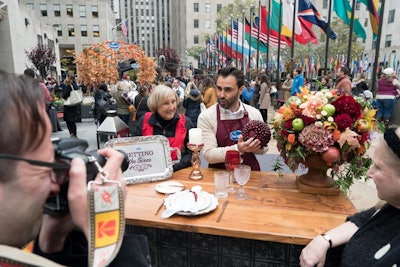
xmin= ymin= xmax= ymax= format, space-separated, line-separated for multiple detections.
xmin=216 ymin=200 xmax=229 ymax=223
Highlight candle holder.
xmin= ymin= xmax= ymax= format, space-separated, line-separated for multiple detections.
xmin=187 ymin=143 xmax=204 ymax=180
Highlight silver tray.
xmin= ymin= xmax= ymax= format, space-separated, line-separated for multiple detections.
xmin=105 ymin=135 xmax=180 ymax=184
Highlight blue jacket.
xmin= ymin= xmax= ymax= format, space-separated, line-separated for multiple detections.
xmin=242 ymin=86 xmax=255 ymax=102
xmin=292 ymin=74 xmax=304 ymax=95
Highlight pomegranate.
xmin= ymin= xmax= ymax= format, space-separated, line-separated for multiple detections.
xmin=321 ymin=147 xmax=341 ymax=166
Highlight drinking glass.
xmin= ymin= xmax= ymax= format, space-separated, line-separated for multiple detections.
xmin=224 ymin=150 xmax=240 ymax=193
xmin=234 ymin=164 xmax=251 ymax=200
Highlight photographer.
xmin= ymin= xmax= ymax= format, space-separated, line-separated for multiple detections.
xmin=0 ymin=70 xmax=127 ymax=265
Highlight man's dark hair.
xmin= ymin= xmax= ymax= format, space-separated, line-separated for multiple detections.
xmin=217 ymin=67 xmax=245 ymax=89
xmin=295 ymin=69 xmax=301 ymax=75
xmin=340 ymin=66 xmax=350 ymax=76
xmin=23 ymin=68 xmax=35 ymax=78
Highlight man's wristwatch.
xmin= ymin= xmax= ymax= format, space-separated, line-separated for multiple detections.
xmin=321 ymin=233 xmax=332 ymax=248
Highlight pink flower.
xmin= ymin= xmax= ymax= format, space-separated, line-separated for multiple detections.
xmin=298 ymin=124 xmax=334 ymax=153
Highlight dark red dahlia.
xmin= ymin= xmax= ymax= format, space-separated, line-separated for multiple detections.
xmin=242 ymin=120 xmax=271 ymax=147
xmin=334 ymin=113 xmax=354 ymax=131
xmin=300 ymin=115 xmax=317 ymax=125
xmin=331 ymin=96 xmax=362 ymax=119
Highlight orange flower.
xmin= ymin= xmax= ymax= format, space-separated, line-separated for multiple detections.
xmin=333 ymin=130 xmax=341 ymax=141
xmin=287 ymin=134 xmax=296 ymax=144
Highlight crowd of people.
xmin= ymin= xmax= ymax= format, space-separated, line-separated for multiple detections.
xmin=2 ymin=64 xmax=400 ymax=266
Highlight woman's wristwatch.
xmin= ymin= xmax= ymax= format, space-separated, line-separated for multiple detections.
xmin=321 ymin=233 xmax=332 ymax=248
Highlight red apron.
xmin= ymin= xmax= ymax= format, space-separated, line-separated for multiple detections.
xmin=142 ymin=112 xmax=186 ymax=160
xmin=208 ymin=105 xmax=260 ymax=171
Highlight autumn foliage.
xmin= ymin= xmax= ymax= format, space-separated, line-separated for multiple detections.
xmin=75 ymin=41 xmax=156 ymax=89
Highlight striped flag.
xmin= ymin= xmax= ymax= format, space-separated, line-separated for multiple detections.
xmin=232 ymin=20 xmax=238 ymax=40
xmin=121 ymin=20 xmax=128 ymax=37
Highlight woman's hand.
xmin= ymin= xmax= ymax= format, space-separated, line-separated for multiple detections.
xmin=299 ymin=235 xmax=330 ymax=267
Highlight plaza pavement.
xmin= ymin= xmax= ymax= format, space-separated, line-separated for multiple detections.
xmin=51 ymin=108 xmax=380 ymax=212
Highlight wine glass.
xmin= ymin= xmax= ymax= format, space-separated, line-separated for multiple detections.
xmin=224 ymin=150 xmax=240 ymax=193
xmin=234 ymin=164 xmax=251 ymax=200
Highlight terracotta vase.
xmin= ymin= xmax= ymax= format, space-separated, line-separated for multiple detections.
xmin=297 ymin=154 xmax=340 ymax=196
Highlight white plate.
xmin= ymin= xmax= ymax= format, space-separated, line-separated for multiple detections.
xmin=165 ymin=191 xmax=218 ymax=216
xmin=155 ymin=181 xmax=185 ymax=194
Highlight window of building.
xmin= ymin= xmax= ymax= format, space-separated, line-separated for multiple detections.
xmin=385 ymin=34 xmax=392 ymax=47
xmin=93 ymin=25 xmax=100 ymax=37
xmin=26 ymin=3 xmax=34 ymax=9
xmin=37 ymin=35 xmax=43 ymax=44
xmin=205 ymin=20 xmax=211 ymax=29
xmin=388 ymin=9 xmax=395 ymax=23
xmin=217 ymin=4 xmax=222 ymax=12
xmin=81 ymin=25 xmax=87 ymax=36
xmin=194 ymin=3 xmax=199 ymax=12
xmin=66 ymin=4 xmax=73 ymax=17
xmin=67 ymin=24 xmax=75 ymax=36
xmin=205 ymin=3 xmax=211 ymax=13
xmin=53 ymin=4 xmax=60 ymax=16
xmin=92 ymin=5 xmax=98 ymax=18
xmin=40 ymin=4 xmax=47 ymax=16
xmin=79 ymin=5 xmax=86 ymax=18
xmin=323 ymin=0 xmax=328 ymax=9
xmin=355 ymin=2 xmax=360 ymax=10
xmin=364 ymin=18 xmax=368 ymax=27
xmin=194 ymin=35 xmax=199 ymax=44
xmin=54 ymin=24 xmax=62 ymax=36
xmin=194 ymin=19 xmax=199 ymax=28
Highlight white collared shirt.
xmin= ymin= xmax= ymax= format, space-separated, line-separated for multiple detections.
xmin=219 ymin=101 xmax=244 ymax=120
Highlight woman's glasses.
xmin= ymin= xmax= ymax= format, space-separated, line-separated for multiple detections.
xmin=0 ymin=154 xmax=70 ymax=185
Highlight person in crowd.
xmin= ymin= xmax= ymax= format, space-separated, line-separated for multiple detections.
xmin=93 ymin=82 xmax=112 ymax=125
xmin=62 ymin=74 xmax=81 ymax=137
xmin=335 ymin=66 xmax=352 ymax=93
xmin=258 ymin=74 xmax=271 ymax=123
xmin=112 ymin=74 xmax=136 ymax=125
xmin=183 ymin=87 xmax=202 ymax=127
xmin=197 ymin=67 xmax=268 ymax=171
xmin=253 ymin=75 xmax=261 ymax=108
xmin=352 ymin=73 xmax=369 ymax=97
xmin=24 ymin=68 xmax=52 ymax=105
xmin=281 ymin=73 xmax=293 ymax=101
xmin=132 ymin=84 xmax=193 ymax=172
xmin=320 ymin=75 xmax=331 ymax=90
xmin=300 ymin=127 xmax=400 ymax=267
xmin=172 ymin=78 xmax=185 ymax=114
xmin=0 ymin=70 xmax=127 ymax=265
xmin=133 ymin=84 xmax=151 ymax=122
xmin=292 ymin=69 xmax=304 ymax=96
xmin=202 ymin=76 xmax=217 ymax=108
xmin=184 ymin=76 xmax=198 ymax=98
xmin=376 ymin=67 xmax=400 ymax=128
xmin=241 ymin=80 xmax=255 ymax=105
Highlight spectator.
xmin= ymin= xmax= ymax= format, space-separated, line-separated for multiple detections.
xmin=376 ymin=67 xmax=399 ymax=128
xmin=292 ymin=69 xmax=304 ymax=96
xmin=183 ymin=88 xmax=202 ymax=127
xmin=202 ymin=77 xmax=217 ymax=108
xmin=300 ymin=127 xmax=400 ymax=267
xmin=335 ymin=66 xmax=352 ymax=93
xmin=62 ymin=74 xmax=81 ymax=137
xmin=132 ymin=84 xmax=194 ymax=172
xmin=281 ymin=73 xmax=293 ymax=101
xmin=93 ymin=82 xmax=112 ymax=125
xmin=258 ymin=74 xmax=271 ymax=123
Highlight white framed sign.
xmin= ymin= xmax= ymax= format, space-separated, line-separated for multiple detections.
xmin=105 ymin=135 xmax=180 ymax=184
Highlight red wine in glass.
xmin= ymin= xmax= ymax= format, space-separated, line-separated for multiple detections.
xmin=225 ymin=150 xmax=240 ymax=192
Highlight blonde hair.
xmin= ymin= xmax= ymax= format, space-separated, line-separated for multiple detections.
xmin=147 ymin=84 xmax=178 ymax=112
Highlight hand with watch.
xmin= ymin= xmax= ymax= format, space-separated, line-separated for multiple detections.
xmin=298 ymin=233 xmax=333 ymax=267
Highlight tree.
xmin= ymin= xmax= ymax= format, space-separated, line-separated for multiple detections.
xmin=25 ymin=44 xmax=56 ymax=79
xmin=156 ymin=46 xmax=180 ymax=77
xmin=186 ymin=46 xmax=204 ymax=61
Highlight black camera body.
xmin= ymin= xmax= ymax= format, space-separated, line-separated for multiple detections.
xmin=44 ymin=138 xmax=129 ymax=216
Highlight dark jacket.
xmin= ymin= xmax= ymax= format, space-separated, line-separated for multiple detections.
xmin=183 ymin=89 xmax=201 ymax=127
xmin=62 ymin=82 xmax=81 ymax=122
xmin=133 ymin=94 xmax=150 ymax=121
xmin=94 ymin=88 xmax=112 ymax=123
xmin=132 ymin=112 xmax=194 ymax=171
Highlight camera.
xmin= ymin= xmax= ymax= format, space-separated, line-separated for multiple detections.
xmin=44 ymin=138 xmax=129 ymax=216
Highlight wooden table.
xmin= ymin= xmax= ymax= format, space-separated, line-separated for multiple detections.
xmin=124 ymin=168 xmax=357 ymax=266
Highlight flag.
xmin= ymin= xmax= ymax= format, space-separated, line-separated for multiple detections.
xmin=333 ymin=0 xmax=366 ymax=39
xmin=281 ymin=0 xmax=314 ymax=44
xmin=357 ymin=0 xmax=379 ymax=38
xmin=121 ymin=20 xmax=128 ymax=37
xmin=232 ymin=20 xmax=238 ymax=40
xmin=258 ymin=5 xmax=288 ymax=48
xmin=298 ymin=0 xmax=337 ymax=40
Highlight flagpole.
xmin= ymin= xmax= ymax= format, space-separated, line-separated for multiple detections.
xmin=371 ymin=0 xmax=385 ymax=93
xmin=276 ymin=0 xmax=282 ymax=85
xmin=249 ymin=6 xmax=254 ymax=78
xmin=324 ymin=0 xmax=333 ymax=74
xmin=242 ymin=13 xmax=245 ymax=72
xmin=346 ymin=0 xmax=356 ymax=70
xmin=256 ymin=0 xmax=261 ymax=69
xmin=236 ymin=18 xmax=239 ymax=69
xmin=266 ymin=0 xmax=271 ymax=74
xmin=225 ymin=25 xmax=228 ymax=67
xmin=291 ymin=0 xmax=297 ymax=59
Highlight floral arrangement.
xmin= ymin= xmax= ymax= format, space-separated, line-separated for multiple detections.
xmin=272 ymin=87 xmax=378 ymax=192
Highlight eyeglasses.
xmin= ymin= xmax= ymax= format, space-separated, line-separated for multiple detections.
xmin=0 ymin=153 xmax=70 ymax=185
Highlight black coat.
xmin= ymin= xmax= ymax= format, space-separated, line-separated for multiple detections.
xmin=62 ymin=82 xmax=81 ymax=122
xmin=133 ymin=94 xmax=150 ymax=121
xmin=94 ymin=88 xmax=112 ymax=122
xmin=183 ymin=90 xmax=201 ymax=128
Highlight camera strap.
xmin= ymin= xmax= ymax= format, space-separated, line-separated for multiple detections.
xmin=87 ymin=157 xmax=125 ymax=267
